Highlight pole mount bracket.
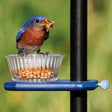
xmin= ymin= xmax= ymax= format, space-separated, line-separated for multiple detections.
xmin=4 ymin=79 xmax=109 ymax=91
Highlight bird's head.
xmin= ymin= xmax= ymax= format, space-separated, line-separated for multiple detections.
xmin=24 ymin=16 xmax=55 ymax=32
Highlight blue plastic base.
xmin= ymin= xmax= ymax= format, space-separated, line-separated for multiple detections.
xmin=4 ymin=79 xmax=98 ymax=91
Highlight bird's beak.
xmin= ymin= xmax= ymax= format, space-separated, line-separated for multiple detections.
xmin=40 ymin=18 xmax=55 ymax=32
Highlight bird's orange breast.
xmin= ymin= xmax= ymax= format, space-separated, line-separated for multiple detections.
xmin=17 ymin=27 xmax=47 ymax=47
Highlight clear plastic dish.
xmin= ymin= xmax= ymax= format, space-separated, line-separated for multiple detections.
xmin=5 ymin=54 xmax=65 ymax=82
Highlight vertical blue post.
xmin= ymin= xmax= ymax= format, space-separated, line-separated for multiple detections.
xmin=70 ymin=0 xmax=87 ymax=112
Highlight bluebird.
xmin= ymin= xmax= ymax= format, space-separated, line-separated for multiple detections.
xmin=16 ymin=16 xmax=55 ymax=54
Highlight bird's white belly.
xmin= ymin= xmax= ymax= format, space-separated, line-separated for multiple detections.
xmin=19 ymin=46 xmax=41 ymax=53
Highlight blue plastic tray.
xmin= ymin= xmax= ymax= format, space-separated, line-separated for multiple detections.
xmin=4 ymin=79 xmax=98 ymax=91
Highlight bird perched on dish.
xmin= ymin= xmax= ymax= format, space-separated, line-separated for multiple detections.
xmin=16 ymin=16 xmax=55 ymax=54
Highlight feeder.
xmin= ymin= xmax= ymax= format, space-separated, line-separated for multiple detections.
xmin=5 ymin=54 xmax=64 ymax=82
xmin=4 ymin=0 xmax=110 ymax=112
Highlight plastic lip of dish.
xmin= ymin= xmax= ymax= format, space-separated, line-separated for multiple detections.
xmin=5 ymin=54 xmax=65 ymax=82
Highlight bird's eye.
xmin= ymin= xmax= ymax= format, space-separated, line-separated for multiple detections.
xmin=36 ymin=19 xmax=39 ymax=23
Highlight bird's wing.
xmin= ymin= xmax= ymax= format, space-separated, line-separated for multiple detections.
xmin=44 ymin=30 xmax=49 ymax=41
xmin=16 ymin=27 xmax=25 ymax=42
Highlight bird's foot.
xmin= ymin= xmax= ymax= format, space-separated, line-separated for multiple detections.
xmin=43 ymin=52 xmax=49 ymax=55
xmin=18 ymin=48 xmax=27 ymax=55
xmin=38 ymin=52 xmax=49 ymax=55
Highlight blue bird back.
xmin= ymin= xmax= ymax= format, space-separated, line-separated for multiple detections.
xmin=16 ymin=16 xmax=46 ymax=42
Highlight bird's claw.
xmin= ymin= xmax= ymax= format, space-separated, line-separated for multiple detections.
xmin=18 ymin=48 xmax=27 ymax=55
xmin=38 ymin=52 xmax=49 ymax=55
xmin=43 ymin=52 xmax=49 ymax=55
